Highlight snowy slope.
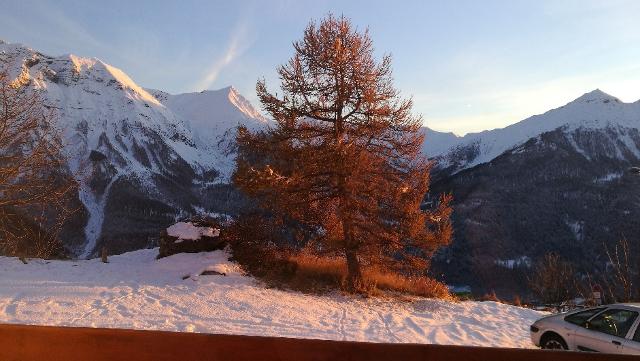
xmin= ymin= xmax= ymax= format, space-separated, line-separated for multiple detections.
xmin=424 ymin=90 xmax=640 ymax=172
xmin=420 ymin=127 xmax=461 ymax=157
xmin=0 ymin=41 xmax=194 ymax=256
xmin=149 ymin=87 xmax=268 ymax=135
xmin=0 ymin=41 xmax=196 ymax=167
xmin=147 ymin=87 xmax=269 ymax=178
xmin=0 ymin=249 xmax=545 ymax=348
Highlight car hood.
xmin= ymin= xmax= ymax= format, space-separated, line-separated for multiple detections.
xmin=533 ymin=312 xmax=564 ymax=325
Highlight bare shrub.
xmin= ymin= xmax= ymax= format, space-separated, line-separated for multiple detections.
xmin=604 ymin=238 xmax=635 ymax=302
xmin=101 ymin=247 xmax=109 ymax=263
xmin=363 ymin=266 xmax=451 ymax=299
xmin=224 ymin=212 xmax=298 ymax=283
xmin=480 ymin=290 xmax=501 ymax=302
xmin=278 ymin=251 xmax=451 ymax=298
xmin=513 ymin=295 xmax=523 ymax=307
xmin=287 ymin=253 xmax=347 ymax=291
xmin=0 ymin=72 xmax=77 ymax=258
xmin=528 ymin=253 xmax=576 ymax=305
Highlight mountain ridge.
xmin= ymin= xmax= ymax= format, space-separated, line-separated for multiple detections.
xmin=424 ymin=89 xmax=640 ymax=175
xmin=2 ymin=39 xmax=639 ymax=275
xmin=0 ymin=40 xmax=266 ymax=257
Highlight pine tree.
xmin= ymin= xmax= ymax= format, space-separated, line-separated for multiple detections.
xmin=233 ymin=15 xmax=452 ymax=291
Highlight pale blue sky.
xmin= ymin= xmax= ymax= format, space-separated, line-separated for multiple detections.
xmin=1 ymin=0 xmax=639 ymax=134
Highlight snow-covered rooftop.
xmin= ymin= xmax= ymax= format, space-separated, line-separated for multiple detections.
xmin=167 ymin=222 xmax=220 ymax=241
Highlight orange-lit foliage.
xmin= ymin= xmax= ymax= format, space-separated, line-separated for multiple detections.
xmin=288 ymin=253 xmax=451 ymax=298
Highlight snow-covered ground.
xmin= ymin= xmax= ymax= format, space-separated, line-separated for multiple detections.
xmin=0 ymin=249 xmax=546 ymax=348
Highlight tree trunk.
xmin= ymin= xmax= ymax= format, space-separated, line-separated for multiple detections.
xmin=335 ymin=123 xmax=363 ymax=291
xmin=343 ymin=216 xmax=363 ymax=291
xmin=345 ymin=245 xmax=363 ymax=292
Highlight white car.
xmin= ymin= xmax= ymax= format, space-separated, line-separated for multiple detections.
xmin=530 ymin=304 xmax=640 ymax=354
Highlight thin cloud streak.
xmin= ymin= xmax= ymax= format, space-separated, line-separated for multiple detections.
xmin=0 ymin=0 xmax=106 ymax=56
xmin=195 ymin=23 xmax=250 ymax=91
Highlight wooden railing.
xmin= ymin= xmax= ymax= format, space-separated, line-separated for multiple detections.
xmin=0 ymin=323 xmax=636 ymax=361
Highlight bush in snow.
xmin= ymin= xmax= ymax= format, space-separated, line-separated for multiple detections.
xmin=513 ymin=295 xmax=523 ymax=307
xmin=602 ymin=238 xmax=637 ymax=303
xmin=101 ymin=247 xmax=109 ymax=263
xmin=224 ymin=212 xmax=298 ymax=283
xmin=528 ymin=253 xmax=577 ymax=305
xmin=226 ymin=215 xmax=450 ymax=298
xmin=480 ymin=290 xmax=501 ymax=303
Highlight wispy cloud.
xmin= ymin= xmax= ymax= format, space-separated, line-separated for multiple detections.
xmin=194 ymin=22 xmax=251 ymax=91
xmin=26 ymin=0 xmax=106 ymax=54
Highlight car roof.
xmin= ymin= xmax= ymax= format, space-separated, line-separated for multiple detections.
xmin=566 ymin=304 xmax=640 ymax=313
xmin=606 ymin=303 xmax=640 ymax=310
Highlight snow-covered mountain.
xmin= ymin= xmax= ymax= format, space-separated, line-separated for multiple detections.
xmin=147 ymin=87 xmax=269 ymax=178
xmin=420 ymin=127 xmax=461 ymax=158
xmin=428 ymin=90 xmax=640 ymax=296
xmin=0 ymin=41 xmax=267 ymax=257
xmin=424 ymin=89 xmax=640 ymax=174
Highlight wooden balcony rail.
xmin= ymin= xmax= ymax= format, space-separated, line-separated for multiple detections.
xmin=0 ymin=323 xmax=637 ymax=361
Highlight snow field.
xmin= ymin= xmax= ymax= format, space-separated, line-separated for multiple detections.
xmin=0 ymin=249 xmax=545 ymax=348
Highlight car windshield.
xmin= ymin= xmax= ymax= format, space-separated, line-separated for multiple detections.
xmin=564 ymin=308 xmax=606 ymax=327
xmin=587 ymin=309 xmax=639 ymax=338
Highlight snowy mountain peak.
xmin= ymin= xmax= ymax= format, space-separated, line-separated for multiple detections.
xmin=425 ymin=88 xmax=640 ymax=174
xmin=148 ymin=86 xmax=268 ymax=124
xmin=142 ymin=85 xmax=270 ymax=180
xmin=570 ymin=89 xmax=621 ymax=105
xmin=155 ymin=87 xmax=268 ymax=130
xmin=214 ymin=85 xmax=238 ymax=94
xmin=421 ymin=127 xmax=461 ymax=157
xmin=66 ymin=54 xmax=162 ymax=107
xmin=227 ymin=89 xmax=268 ymax=123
